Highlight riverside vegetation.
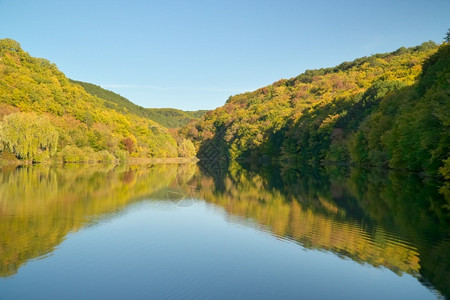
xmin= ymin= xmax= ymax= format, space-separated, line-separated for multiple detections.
xmin=0 ymin=37 xmax=448 ymax=183
xmin=181 ymin=41 xmax=449 ymax=182
xmin=0 ymin=39 xmax=197 ymax=164
xmin=0 ymin=35 xmax=449 ymax=298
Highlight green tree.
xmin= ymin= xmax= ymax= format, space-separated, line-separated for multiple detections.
xmin=61 ymin=145 xmax=86 ymax=163
xmin=0 ymin=113 xmax=58 ymax=162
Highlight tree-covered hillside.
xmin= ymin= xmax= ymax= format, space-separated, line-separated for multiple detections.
xmin=0 ymin=38 xmax=184 ymax=162
xmin=144 ymin=108 xmax=208 ymax=128
xmin=181 ymin=41 xmax=449 ymax=178
xmin=70 ymin=79 xmax=207 ymax=128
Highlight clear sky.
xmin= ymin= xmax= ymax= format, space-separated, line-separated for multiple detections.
xmin=0 ymin=0 xmax=449 ymax=110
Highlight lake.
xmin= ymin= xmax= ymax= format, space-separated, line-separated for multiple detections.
xmin=0 ymin=162 xmax=448 ymax=299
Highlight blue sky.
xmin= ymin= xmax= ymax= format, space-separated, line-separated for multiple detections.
xmin=0 ymin=0 xmax=449 ymax=110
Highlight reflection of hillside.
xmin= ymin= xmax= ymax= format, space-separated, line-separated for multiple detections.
xmin=192 ymin=175 xmax=420 ymax=275
xmin=0 ymin=163 xmax=197 ymax=277
xmin=344 ymin=168 xmax=450 ymax=298
xmin=0 ymin=163 xmax=448 ymax=298
xmin=186 ymin=164 xmax=449 ymax=298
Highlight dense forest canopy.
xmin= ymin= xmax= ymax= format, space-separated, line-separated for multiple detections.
xmin=181 ymin=41 xmax=449 ymax=179
xmin=0 ymin=38 xmax=194 ymax=162
xmin=0 ymin=37 xmax=448 ymax=174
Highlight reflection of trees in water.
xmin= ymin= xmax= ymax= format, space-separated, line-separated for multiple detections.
xmin=190 ymin=162 xmax=449 ymax=298
xmin=0 ymin=162 xmax=448 ymax=298
xmin=0 ymin=163 xmax=198 ymax=277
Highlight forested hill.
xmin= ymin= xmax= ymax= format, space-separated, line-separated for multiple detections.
xmin=181 ymin=41 xmax=449 ymax=178
xmin=70 ymin=79 xmax=207 ymax=128
xmin=144 ymin=108 xmax=208 ymax=129
xmin=0 ymin=38 xmax=189 ymax=163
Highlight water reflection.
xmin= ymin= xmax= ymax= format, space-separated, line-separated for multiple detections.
xmin=0 ymin=163 xmax=197 ymax=278
xmin=0 ymin=162 xmax=448 ymax=298
xmin=199 ymin=163 xmax=450 ymax=298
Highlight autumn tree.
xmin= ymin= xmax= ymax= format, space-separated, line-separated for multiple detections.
xmin=0 ymin=39 xmax=180 ymax=161
xmin=120 ymin=137 xmax=136 ymax=154
xmin=178 ymin=138 xmax=196 ymax=157
xmin=0 ymin=112 xmax=58 ymax=162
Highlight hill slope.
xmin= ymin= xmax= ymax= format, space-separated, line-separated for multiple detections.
xmin=70 ymin=79 xmax=207 ymax=128
xmin=181 ymin=41 xmax=449 ymax=177
xmin=0 ymin=38 xmax=180 ymax=162
xmin=145 ymin=108 xmax=208 ymax=129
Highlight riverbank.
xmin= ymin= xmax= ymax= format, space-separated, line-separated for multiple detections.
xmin=127 ymin=157 xmax=199 ymax=164
xmin=0 ymin=154 xmax=199 ymax=167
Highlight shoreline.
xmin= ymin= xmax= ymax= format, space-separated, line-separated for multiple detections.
xmin=127 ymin=157 xmax=199 ymax=164
xmin=0 ymin=156 xmax=200 ymax=167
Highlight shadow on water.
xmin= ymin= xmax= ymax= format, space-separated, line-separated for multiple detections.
xmin=0 ymin=162 xmax=448 ymax=298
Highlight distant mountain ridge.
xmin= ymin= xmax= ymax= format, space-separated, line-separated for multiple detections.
xmin=70 ymin=79 xmax=207 ymax=128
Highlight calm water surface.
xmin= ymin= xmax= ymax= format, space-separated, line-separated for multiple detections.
xmin=0 ymin=163 xmax=448 ymax=299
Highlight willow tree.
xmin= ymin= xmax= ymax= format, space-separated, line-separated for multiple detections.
xmin=178 ymin=138 xmax=196 ymax=158
xmin=0 ymin=113 xmax=58 ymax=162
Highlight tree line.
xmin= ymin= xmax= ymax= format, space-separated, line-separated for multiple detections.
xmin=0 ymin=39 xmax=196 ymax=163
xmin=181 ymin=41 xmax=449 ymax=180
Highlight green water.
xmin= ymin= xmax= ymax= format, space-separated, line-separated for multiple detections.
xmin=0 ymin=163 xmax=448 ymax=299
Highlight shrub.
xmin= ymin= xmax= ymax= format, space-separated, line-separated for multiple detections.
xmin=97 ymin=150 xmax=116 ymax=163
xmin=61 ymin=145 xmax=86 ymax=163
xmin=114 ymin=149 xmax=129 ymax=162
